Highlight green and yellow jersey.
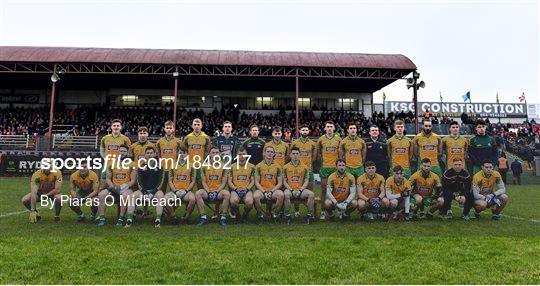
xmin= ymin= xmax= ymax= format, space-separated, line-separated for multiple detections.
xmin=283 ymin=161 xmax=308 ymax=191
xmin=339 ymin=135 xmax=366 ymax=168
xmin=317 ymin=134 xmax=341 ymax=168
xmin=291 ymin=137 xmax=316 ymax=169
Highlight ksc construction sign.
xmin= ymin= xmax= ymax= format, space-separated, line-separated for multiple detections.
xmin=386 ymin=101 xmax=527 ymax=118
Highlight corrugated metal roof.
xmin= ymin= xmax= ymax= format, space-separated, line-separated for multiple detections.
xmin=0 ymin=46 xmax=416 ymax=70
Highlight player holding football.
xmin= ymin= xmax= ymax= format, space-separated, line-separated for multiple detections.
xmin=385 ymin=165 xmax=412 ymax=221
xmin=324 ymin=159 xmax=357 ymax=221
xmin=387 ymin=120 xmax=413 ymax=178
xmin=356 ymin=161 xmax=388 ymax=221
xmin=283 ymin=146 xmax=315 ymax=224
xmin=317 ymin=121 xmax=341 ymax=220
xmin=253 ymin=146 xmax=284 ymax=224
xmin=472 ymin=160 xmax=508 ymax=220
xmin=23 ymin=165 xmax=63 ymax=223
xmin=68 ymin=160 xmax=99 ymax=222
xmin=409 ymin=158 xmax=443 ymax=219
xmin=228 ymin=147 xmax=256 ymax=224
xmin=340 ymin=122 xmax=366 ymax=179
xmin=195 ymin=146 xmax=230 ymax=227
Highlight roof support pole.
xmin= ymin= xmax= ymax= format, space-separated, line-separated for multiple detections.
xmin=172 ymin=67 xmax=179 ymax=127
xmin=295 ymin=75 xmax=300 ymax=139
xmin=47 ymin=64 xmax=58 ymax=150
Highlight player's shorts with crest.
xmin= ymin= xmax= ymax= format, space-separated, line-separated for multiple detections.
xmin=207 ymin=191 xmax=220 ymax=202
xmin=173 ymin=190 xmax=189 ymax=200
xmin=319 ymin=167 xmax=336 ymax=179
xmin=261 ymin=191 xmax=274 ymax=202
xmin=346 ymin=166 xmax=364 ymax=177
xmin=291 ymin=189 xmax=303 ymax=200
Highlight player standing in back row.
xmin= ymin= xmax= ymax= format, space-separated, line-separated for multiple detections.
xmin=317 ymin=121 xmax=341 ymax=220
xmin=412 ymin=119 xmax=442 ymax=176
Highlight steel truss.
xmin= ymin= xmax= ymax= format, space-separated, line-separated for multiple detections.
xmin=0 ymin=62 xmax=410 ymax=79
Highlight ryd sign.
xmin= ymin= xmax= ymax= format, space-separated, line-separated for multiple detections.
xmin=386 ymin=101 xmax=527 ymax=118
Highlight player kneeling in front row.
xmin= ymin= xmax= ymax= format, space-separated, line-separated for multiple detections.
xmin=441 ymin=158 xmax=474 ymax=220
xmin=324 ymin=159 xmax=357 ymax=221
xmin=253 ymin=146 xmax=284 ymax=224
xmin=283 ymin=147 xmax=315 ymax=224
xmin=385 ymin=165 xmax=412 ymax=221
xmin=126 ymin=147 xmax=165 ymax=227
xmin=356 ymin=161 xmax=388 ymax=221
xmin=195 ymin=146 xmax=230 ymax=227
xmin=23 ymin=166 xmax=63 ymax=223
xmin=96 ymin=145 xmax=136 ymax=226
xmin=165 ymin=148 xmax=197 ymax=224
xmin=228 ymin=147 xmax=256 ymax=224
xmin=68 ymin=161 xmax=100 ymax=222
xmin=409 ymin=158 xmax=443 ymax=220
xmin=472 ymin=160 xmax=508 ymax=220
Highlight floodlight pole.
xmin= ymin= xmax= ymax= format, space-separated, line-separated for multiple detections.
xmin=412 ymin=71 xmax=419 ymax=134
xmin=173 ymin=68 xmax=179 ymax=126
xmin=48 ymin=64 xmax=58 ymax=150
xmin=295 ymin=75 xmax=300 ymax=139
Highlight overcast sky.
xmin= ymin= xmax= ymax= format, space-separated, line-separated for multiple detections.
xmin=0 ymin=0 xmax=538 ymax=104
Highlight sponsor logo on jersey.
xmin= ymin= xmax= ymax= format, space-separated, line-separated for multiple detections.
xmin=264 ymin=174 xmax=274 ymax=180
xmin=395 ymin=147 xmax=406 ymax=154
xmin=366 ymin=188 xmax=378 ymax=194
xmin=349 ymin=149 xmax=360 ymax=155
xmin=300 ymin=151 xmax=309 ymax=157
xmin=176 ymin=174 xmax=187 ymax=181
xmin=107 ymin=145 xmax=119 ymax=151
xmin=163 ymin=148 xmax=174 ymax=154
xmin=419 ymin=186 xmax=431 ymax=194
xmin=336 ymin=186 xmax=346 ymax=193
xmin=209 ymin=175 xmax=219 ymax=181
xmin=237 ymin=175 xmax=248 ymax=181
xmin=191 ymin=144 xmax=202 ymax=150
xmin=291 ymin=175 xmax=300 ymax=182
xmin=450 ymin=147 xmax=463 ymax=154
xmin=325 ymin=146 xmax=337 ymax=152
xmin=114 ymin=173 xmax=127 ymax=180
xmin=422 ymin=144 xmax=436 ymax=151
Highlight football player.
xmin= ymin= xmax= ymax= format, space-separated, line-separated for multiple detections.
xmin=290 ymin=124 xmax=317 ymax=217
xmin=165 ymin=148 xmax=197 ymax=224
xmin=472 ymin=160 xmax=508 ymax=220
xmin=283 ymin=146 xmax=315 ymax=224
xmin=128 ymin=126 xmax=155 ymax=164
xmin=356 ymin=161 xmax=388 ymax=221
xmin=340 ymin=122 xmax=366 ymax=179
xmin=468 ymin=120 xmax=498 ymax=175
xmin=213 ymin=120 xmax=240 ymax=158
xmin=441 ymin=158 xmax=474 ymax=220
xmin=125 ymin=146 xmax=165 ymax=227
xmin=387 ymin=120 xmax=413 ymax=178
xmin=23 ymin=165 xmax=63 ymax=223
xmin=96 ymin=145 xmax=136 ymax=227
xmin=385 ymin=165 xmax=412 ymax=221
xmin=441 ymin=121 xmax=468 ymax=171
xmin=324 ymin=159 xmax=357 ymax=221
xmin=99 ymin=119 xmax=131 ymax=182
xmin=264 ymin=126 xmax=289 ymax=167
xmin=412 ymin=119 xmax=442 ymax=176
xmin=195 ymin=146 xmax=229 ymax=227
xmin=68 ymin=160 xmax=99 ymax=222
xmin=253 ymin=146 xmax=284 ymax=224
xmin=184 ymin=118 xmax=211 ymax=186
xmin=317 ymin=121 xmax=341 ymax=220
xmin=409 ymin=158 xmax=443 ymax=219
xmin=228 ymin=147 xmax=256 ymax=223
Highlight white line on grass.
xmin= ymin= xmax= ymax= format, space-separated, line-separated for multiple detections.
xmin=451 ymin=205 xmax=540 ymax=224
xmin=0 ymin=208 xmax=41 ymax=218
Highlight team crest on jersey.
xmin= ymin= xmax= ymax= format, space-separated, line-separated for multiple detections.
xmin=451 ymin=147 xmax=463 ymax=154
xmin=422 ymin=145 xmax=436 ymax=151
xmin=176 ymin=174 xmax=187 ymax=180
xmin=395 ymin=147 xmax=406 ymax=154
xmin=349 ymin=149 xmax=360 ymax=155
xmin=163 ymin=148 xmax=173 ymax=154
xmin=325 ymin=146 xmax=337 ymax=152
xmin=192 ymin=144 xmax=202 ymax=150
xmin=291 ymin=176 xmax=300 ymax=182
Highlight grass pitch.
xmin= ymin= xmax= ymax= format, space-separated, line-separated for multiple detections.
xmin=0 ymin=175 xmax=539 ymax=284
